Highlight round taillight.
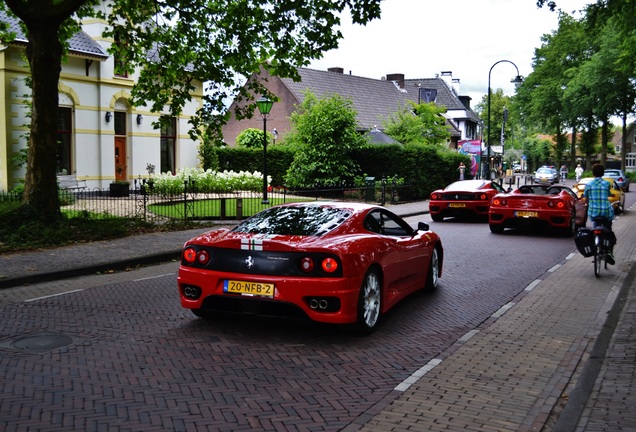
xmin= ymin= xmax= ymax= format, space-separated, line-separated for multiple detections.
xmin=431 ymin=193 xmax=439 ymax=200
xmin=321 ymin=258 xmax=338 ymax=273
xmin=300 ymin=257 xmax=314 ymax=273
xmin=556 ymin=201 xmax=565 ymax=209
xmin=183 ymin=247 xmax=197 ymax=263
xmin=479 ymin=193 xmax=487 ymax=200
xmin=492 ymin=198 xmax=501 ymax=206
xmin=197 ymin=250 xmax=210 ymax=265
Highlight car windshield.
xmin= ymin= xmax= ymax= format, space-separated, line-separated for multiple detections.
xmin=537 ymin=168 xmax=554 ymax=174
xmin=232 ymin=205 xmax=352 ymax=236
xmin=604 ymin=170 xmax=620 ymax=176
xmin=445 ymin=180 xmax=486 ymax=191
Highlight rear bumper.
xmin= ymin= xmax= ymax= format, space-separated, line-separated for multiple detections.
xmin=178 ymin=267 xmax=362 ymax=324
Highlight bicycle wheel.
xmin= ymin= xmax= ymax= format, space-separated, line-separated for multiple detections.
xmin=594 ymin=251 xmax=602 ymax=277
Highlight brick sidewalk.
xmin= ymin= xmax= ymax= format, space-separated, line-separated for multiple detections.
xmin=346 ymin=208 xmax=636 ymax=431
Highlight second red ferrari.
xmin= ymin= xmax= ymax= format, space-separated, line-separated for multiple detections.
xmin=488 ymin=185 xmax=587 ymax=236
xmin=429 ymin=179 xmax=507 ymax=222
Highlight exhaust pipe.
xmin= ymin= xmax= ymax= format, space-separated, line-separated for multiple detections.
xmin=309 ymin=299 xmax=319 ymax=309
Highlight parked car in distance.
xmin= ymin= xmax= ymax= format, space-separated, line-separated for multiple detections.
xmin=603 ymin=169 xmax=630 ymax=192
xmin=178 ymin=202 xmax=443 ymax=334
xmin=429 ymin=179 xmax=506 ymax=222
xmin=489 ymin=184 xmax=587 ymax=236
xmin=572 ymin=177 xmax=625 ymax=215
xmin=513 ymin=164 xmax=522 ymax=173
xmin=533 ymin=166 xmax=560 ymax=184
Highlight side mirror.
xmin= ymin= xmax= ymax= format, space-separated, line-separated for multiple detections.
xmin=418 ymin=222 xmax=430 ymax=232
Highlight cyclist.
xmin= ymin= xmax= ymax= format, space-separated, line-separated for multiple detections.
xmin=582 ymin=163 xmax=616 ymax=265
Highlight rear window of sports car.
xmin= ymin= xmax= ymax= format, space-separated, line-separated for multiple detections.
xmin=232 ymin=206 xmax=352 ymax=236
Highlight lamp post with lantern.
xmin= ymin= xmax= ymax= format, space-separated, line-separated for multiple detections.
xmin=256 ymin=96 xmax=274 ymax=204
xmin=485 ymin=60 xmax=523 ymax=180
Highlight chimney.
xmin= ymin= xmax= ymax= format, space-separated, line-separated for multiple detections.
xmin=440 ymin=71 xmax=453 ymax=89
xmin=452 ymin=78 xmax=461 ymax=94
xmin=386 ymin=73 xmax=405 ymax=89
xmin=328 ymin=67 xmax=344 ymax=74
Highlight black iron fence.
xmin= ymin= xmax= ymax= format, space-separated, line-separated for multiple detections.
xmin=1 ymin=180 xmax=412 ymax=223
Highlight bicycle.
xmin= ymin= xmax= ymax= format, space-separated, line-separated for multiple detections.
xmin=591 ymin=216 xmax=613 ymax=277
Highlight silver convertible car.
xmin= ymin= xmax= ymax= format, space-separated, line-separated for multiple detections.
xmin=534 ymin=167 xmax=560 ymax=184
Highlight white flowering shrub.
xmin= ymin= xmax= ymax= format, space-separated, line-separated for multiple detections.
xmin=149 ymin=168 xmax=269 ymax=194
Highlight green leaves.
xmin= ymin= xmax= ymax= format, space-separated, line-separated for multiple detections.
xmin=383 ymin=102 xmax=450 ymax=146
xmin=284 ymin=92 xmax=364 ymax=188
xmin=103 ymin=0 xmax=382 ymax=142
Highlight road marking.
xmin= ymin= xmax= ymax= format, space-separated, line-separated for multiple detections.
xmin=525 ymin=279 xmax=542 ymax=292
xmin=491 ymin=302 xmax=515 ymax=318
xmin=566 ymin=253 xmax=576 ymax=260
xmin=548 ymin=264 xmax=561 ymax=272
xmin=459 ymin=329 xmax=480 ymax=342
xmin=133 ymin=273 xmax=175 ymax=282
xmin=25 ymin=289 xmax=84 ymax=302
xmin=394 ymin=359 xmax=442 ymax=392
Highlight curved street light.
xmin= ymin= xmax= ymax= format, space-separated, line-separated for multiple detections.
xmin=256 ymin=96 xmax=274 ymax=204
xmin=485 ymin=60 xmax=523 ymax=180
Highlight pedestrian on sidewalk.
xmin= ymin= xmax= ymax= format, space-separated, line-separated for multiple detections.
xmin=458 ymin=162 xmax=466 ymax=181
xmin=560 ymin=164 xmax=568 ymax=181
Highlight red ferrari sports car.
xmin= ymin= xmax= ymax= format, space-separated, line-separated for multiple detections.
xmin=488 ymin=184 xmax=587 ymax=235
xmin=429 ymin=179 xmax=507 ymax=221
xmin=178 ymin=202 xmax=443 ymax=333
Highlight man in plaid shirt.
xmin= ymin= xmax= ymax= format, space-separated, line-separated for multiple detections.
xmin=583 ymin=164 xmax=616 ymax=264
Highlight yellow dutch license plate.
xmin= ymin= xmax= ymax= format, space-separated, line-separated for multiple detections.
xmin=223 ymin=280 xmax=274 ymax=297
xmin=449 ymin=203 xmax=466 ymax=208
xmin=516 ymin=211 xmax=538 ymax=217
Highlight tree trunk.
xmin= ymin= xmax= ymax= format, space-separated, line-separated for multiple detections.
xmin=570 ymin=126 xmax=577 ymax=169
xmin=22 ymin=19 xmax=64 ymax=219
xmin=600 ymin=119 xmax=609 ymax=167
xmin=621 ymin=112 xmax=627 ymax=171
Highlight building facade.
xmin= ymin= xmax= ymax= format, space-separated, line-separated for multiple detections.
xmin=0 ymin=7 xmax=203 ymax=192
xmin=221 ymin=67 xmax=481 ymax=149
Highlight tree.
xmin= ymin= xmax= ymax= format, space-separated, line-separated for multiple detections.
xmin=474 ymin=89 xmax=515 ymax=152
xmin=236 ymin=128 xmax=274 ymax=149
xmin=0 ymin=0 xmax=382 ymax=221
xmin=383 ymin=102 xmax=450 ymax=146
xmin=284 ymin=92 xmax=365 ymax=188
xmin=515 ymin=11 xmax=591 ymax=167
xmin=581 ymin=13 xmax=636 ymax=170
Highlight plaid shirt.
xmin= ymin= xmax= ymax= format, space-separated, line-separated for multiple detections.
xmin=583 ymin=177 xmax=614 ymax=220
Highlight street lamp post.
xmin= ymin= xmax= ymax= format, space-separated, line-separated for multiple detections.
xmin=256 ymin=96 xmax=274 ymax=204
xmin=486 ymin=60 xmax=523 ymax=180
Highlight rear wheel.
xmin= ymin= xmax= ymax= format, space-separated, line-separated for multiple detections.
xmin=354 ymin=268 xmax=382 ymax=335
xmin=425 ymin=247 xmax=440 ymax=292
xmin=594 ymin=252 xmax=602 ymax=277
xmin=489 ymin=223 xmax=504 ymax=234
xmin=616 ymin=202 xmax=624 ymax=215
xmin=431 ymin=213 xmax=444 ymax=222
xmin=565 ymin=211 xmax=576 ymax=237
xmin=191 ymin=309 xmax=213 ymax=319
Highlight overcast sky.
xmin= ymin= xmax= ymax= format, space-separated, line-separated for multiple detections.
xmin=309 ymin=0 xmax=591 ymax=106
